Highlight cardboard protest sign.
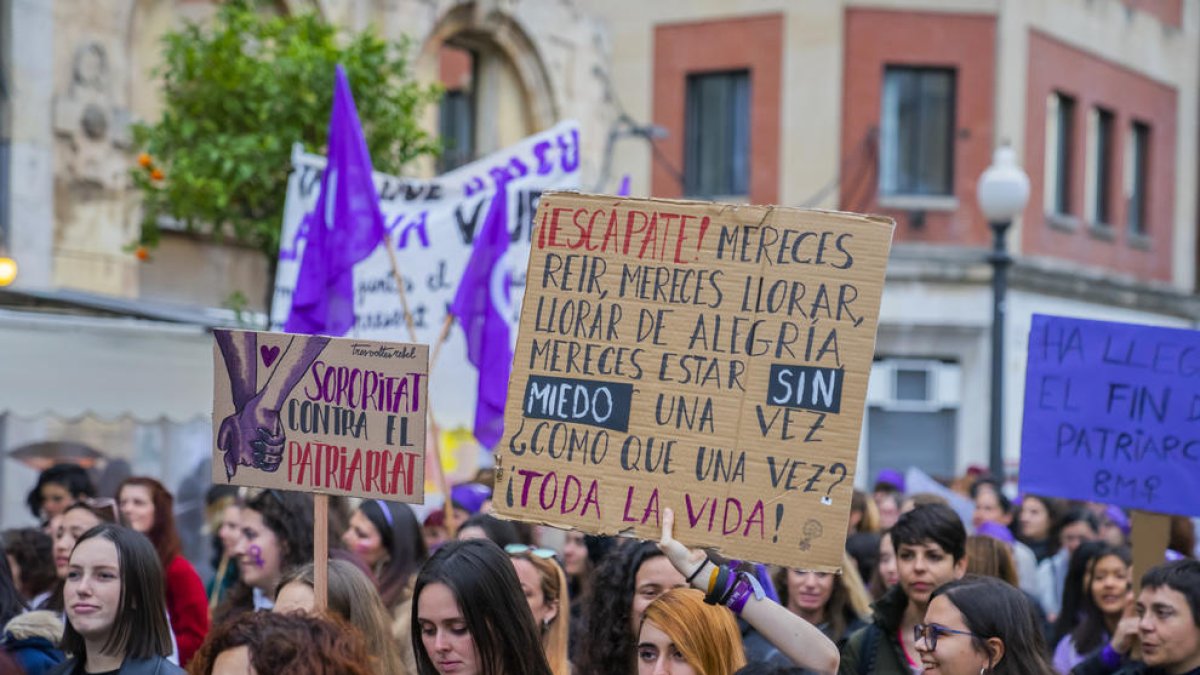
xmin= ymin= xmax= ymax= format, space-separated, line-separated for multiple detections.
xmin=212 ymin=329 xmax=428 ymax=502
xmin=1021 ymin=314 xmax=1200 ymax=517
xmin=494 ymin=193 xmax=894 ymax=570
xmin=270 ymin=122 xmax=581 ymax=432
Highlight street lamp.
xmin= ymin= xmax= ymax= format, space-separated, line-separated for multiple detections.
xmin=977 ymin=146 xmax=1029 ymax=482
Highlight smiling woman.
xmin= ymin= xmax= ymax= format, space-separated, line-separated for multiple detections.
xmin=50 ymin=524 xmax=184 ymax=675
xmin=918 ymin=576 xmax=1056 ymax=675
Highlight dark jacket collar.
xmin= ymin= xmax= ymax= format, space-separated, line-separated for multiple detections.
xmin=870 ymin=584 xmax=910 ymax=634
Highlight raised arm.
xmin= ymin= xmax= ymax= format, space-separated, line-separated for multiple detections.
xmin=658 ymin=508 xmax=840 ymax=675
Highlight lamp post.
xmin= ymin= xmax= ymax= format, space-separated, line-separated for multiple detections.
xmin=977 ymin=147 xmax=1029 ymax=482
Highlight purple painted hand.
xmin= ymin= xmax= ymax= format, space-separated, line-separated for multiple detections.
xmin=217 ymin=396 xmax=285 ymax=480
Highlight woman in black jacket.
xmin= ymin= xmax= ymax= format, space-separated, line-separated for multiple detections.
xmin=49 ymin=524 xmax=183 ymax=675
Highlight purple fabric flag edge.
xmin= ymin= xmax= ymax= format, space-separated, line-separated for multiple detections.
xmin=449 ymin=184 xmax=513 ymax=449
xmin=284 ymin=64 xmax=387 ymax=337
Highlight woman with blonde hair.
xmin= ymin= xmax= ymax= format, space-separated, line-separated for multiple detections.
xmin=773 ymin=552 xmax=871 ymax=647
xmin=506 ymin=545 xmax=569 ymax=675
xmin=274 ymin=558 xmax=408 ymax=674
xmin=637 ymin=588 xmax=746 ymax=675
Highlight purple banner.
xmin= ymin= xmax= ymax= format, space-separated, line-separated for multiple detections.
xmin=1020 ymin=313 xmax=1200 ymax=516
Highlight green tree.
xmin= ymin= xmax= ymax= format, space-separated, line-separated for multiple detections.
xmin=132 ymin=0 xmax=440 ymax=259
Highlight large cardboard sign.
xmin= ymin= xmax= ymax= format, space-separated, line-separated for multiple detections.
xmin=494 ymin=193 xmax=894 ymax=569
xmin=1020 ymin=314 xmax=1200 ymax=516
xmin=212 ymin=329 xmax=428 ymax=502
xmin=269 ymin=122 xmax=581 ymax=431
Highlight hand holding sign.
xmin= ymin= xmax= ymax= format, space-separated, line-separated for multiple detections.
xmin=659 ymin=507 xmax=707 ymax=584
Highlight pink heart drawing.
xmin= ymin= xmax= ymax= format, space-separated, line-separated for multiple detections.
xmin=260 ymin=345 xmax=280 ymax=368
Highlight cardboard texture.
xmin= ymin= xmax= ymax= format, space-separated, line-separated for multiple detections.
xmin=1020 ymin=314 xmax=1200 ymax=516
xmin=495 ymin=192 xmax=895 ymax=570
xmin=212 ymin=329 xmax=428 ymax=502
xmin=1132 ymin=510 xmax=1171 ymax=591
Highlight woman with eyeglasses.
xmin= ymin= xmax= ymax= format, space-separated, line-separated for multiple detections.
xmin=413 ymin=538 xmax=553 ymax=675
xmin=117 ymin=477 xmax=208 ymax=667
xmin=213 ymin=489 xmax=314 ymax=622
xmin=49 ymin=523 xmax=185 ymax=675
xmin=916 ymin=575 xmax=1056 ymax=675
xmin=341 ymin=498 xmax=427 ymax=672
xmin=506 ymin=544 xmax=570 ymax=675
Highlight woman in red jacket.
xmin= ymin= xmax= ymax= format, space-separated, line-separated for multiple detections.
xmin=118 ymin=476 xmax=209 ymax=666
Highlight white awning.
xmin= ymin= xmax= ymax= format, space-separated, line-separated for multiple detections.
xmin=0 ymin=308 xmax=214 ymax=422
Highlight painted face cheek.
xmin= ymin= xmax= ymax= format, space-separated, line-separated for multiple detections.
xmin=247 ymin=544 xmax=266 ymax=568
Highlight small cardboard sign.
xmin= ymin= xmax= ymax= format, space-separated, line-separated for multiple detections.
xmin=494 ymin=192 xmax=894 ymax=570
xmin=212 ymin=329 xmax=428 ymax=502
xmin=1020 ymin=313 xmax=1200 ymax=517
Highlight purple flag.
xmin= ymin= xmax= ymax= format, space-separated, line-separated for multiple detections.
xmin=284 ymin=65 xmax=386 ymax=336
xmin=450 ymin=184 xmax=512 ymax=449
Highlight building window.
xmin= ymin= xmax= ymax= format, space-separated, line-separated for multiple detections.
xmin=1043 ymin=92 xmax=1075 ymax=215
xmin=879 ymin=66 xmax=956 ymax=197
xmin=1126 ymin=121 xmax=1150 ymax=237
xmin=438 ymin=89 xmax=474 ymax=172
xmin=1086 ymin=106 xmax=1115 ymax=225
xmin=437 ymin=44 xmax=476 ymax=173
xmin=684 ymin=70 xmax=750 ymax=198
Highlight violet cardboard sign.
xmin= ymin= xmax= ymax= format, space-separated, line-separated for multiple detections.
xmin=495 ymin=192 xmax=894 ymax=570
xmin=212 ymin=329 xmax=428 ymax=502
xmin=1020 ymin=314 xmax=1200 ymax=516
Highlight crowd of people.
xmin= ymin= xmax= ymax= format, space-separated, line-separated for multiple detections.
xmin=2 ymin=462 xmax=1200 ymax=675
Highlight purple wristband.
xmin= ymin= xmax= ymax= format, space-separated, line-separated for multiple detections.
xmin=726 ymin=575 xmax=754 ymax=614
xmin=1100 ymin=645 xmax=1123 ymax=669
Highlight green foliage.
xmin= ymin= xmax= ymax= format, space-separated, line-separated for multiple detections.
xmin=132 ymin=0 xmax=440 ymax=258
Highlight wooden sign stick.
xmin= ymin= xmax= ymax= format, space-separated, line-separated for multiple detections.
xmin=382 ymin=232 xmax=457 ymax=536
xmin=1132 ymin=509 xmax=1171 ymax=592
xmin=313 ymin=494 xmax=329 ymax=611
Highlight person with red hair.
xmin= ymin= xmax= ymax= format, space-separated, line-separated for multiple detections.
xmin=118 ymin=477 xmax=208 ymax=666
xmin=187 ymin=610 xmax=373 ymax=675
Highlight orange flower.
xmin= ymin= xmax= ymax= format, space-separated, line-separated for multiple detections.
xmin=135 ymin=246 xmax=150 ymax=261
xmin=137 ymin=152 xmax=152 ymax=168
xmin=150 ymin=168 xmax=164 ymax=181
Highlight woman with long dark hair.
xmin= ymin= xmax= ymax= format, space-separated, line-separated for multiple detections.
xmin=1051 ymin=544 xmax=1132 ymax=673
xmin=48 ymin=524 xmax=184 ymax=674
xmin=341 ymin=500 xmax=426 ymax=626
xmin=917 ymin=576 xmax=1056 ymax=675
xmin=412 ymin=538 xmax=553 ymax=675
xmin=576 ymin=540 xmax=687 ymax=675
xmin=117 ymin=477 xmax=208 ymax=666
xmin=213 ymin=489 xmax=314 ymax=622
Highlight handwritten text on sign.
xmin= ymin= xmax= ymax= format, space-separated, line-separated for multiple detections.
xmin=212 ymin=329 xmax=428 ymax=502
xmin=496 ymin=194 xmax=894 ymax=570
xmin=1020 ymin=314 xmax=1200 ymax=517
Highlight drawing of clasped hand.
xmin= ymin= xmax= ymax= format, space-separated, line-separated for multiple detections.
xmin=217 ymin=391 xmax=286 ymax=479
xmin=215 ymin=331 xmax=330 ymax=480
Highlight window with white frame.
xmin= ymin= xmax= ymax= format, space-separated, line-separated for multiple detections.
xmin=1125 ymin=121 xmax=1150 ymax=238
xmin=1043 ymin=92 xmax=1075 ymax=216
xmin=1085 ymin=106 xmax=1115 ymax=226
xmin=879 ymin=67 xmax=956 ymax=197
